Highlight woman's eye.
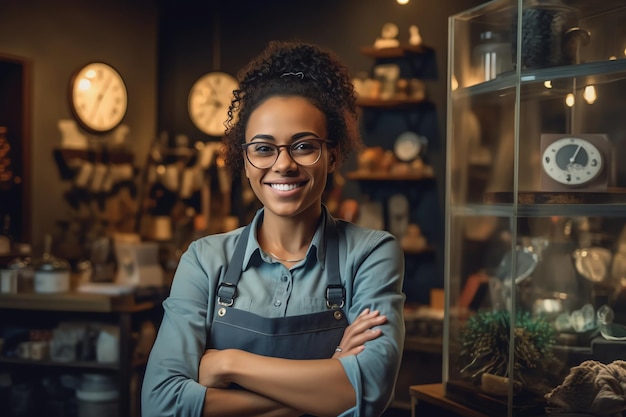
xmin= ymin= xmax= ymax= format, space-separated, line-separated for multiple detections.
xmin=253 ymin=144 xmax=276 ymax=154
xmin=292 ymin=141 xmax=317 ymax=152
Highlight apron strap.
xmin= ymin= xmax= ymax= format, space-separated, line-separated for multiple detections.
xmin=217 ymin=223 xmax=251 ymax=306
xmin=217 ymin=214 xmax=345 ymax=308
xmin=324 ymin=217 xmax=344 ymax=309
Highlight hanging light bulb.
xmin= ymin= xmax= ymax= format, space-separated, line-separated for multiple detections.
xmin=544 ymin=81 xmax=552 ymax=89
xmin=583 ymin=85 xmax=597 ymax=104
xmin=397 ymin=0 xmax=410 ymax=4
xmin=565 ymin=93 xmax=575 ymax=107
xmin=451 ymin=75 xmax=459 ymax=91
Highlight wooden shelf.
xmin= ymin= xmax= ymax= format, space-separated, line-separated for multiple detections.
xmin=410 ymin=383 xmax=490 ymax=417
xmin=360 ymin=45 xmax=433 ymax=58
xmin=346 ymin=171 xmax=434 ymax=182
xmin=0 ymin=291 xmax=157 ymax=313
xmin=403 ymin=245 xmax=435 ymax=255
xmin=356 ymin=97 xmax=427 ymax=108
xmin=0 ymin=290 xmax=162 ymax=417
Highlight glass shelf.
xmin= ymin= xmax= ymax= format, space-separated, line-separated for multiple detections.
xmin=444 ymin=1 xmax=626 ymax=416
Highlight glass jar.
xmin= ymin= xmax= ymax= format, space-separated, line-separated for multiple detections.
xmin=33 ymin=235 xmax=71 ymax=293
xmin=512 ymin=0 xmax=583 ymax=69
xmin=473 ymin=30 xmax=512 ymax=82
xmin=0 ymin=257 xmax=35 ymax=294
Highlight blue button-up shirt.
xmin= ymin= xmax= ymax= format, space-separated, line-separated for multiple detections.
xmin=142 ymin=207 xmax=406 ymax=417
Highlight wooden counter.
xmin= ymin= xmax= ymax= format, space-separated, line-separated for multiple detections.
xmin=410 ymin=384 xmax=490 ymax=417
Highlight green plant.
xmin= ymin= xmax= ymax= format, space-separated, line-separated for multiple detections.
xmin=458 ymin=310 xmax=556 ymax=385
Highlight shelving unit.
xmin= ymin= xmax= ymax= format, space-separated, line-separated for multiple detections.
xmin=351 ymin=42 xmax=442 ymax=306
xmin=0 ymin=291 xmax=164 ymax=417
xmin=444 ymin=1 xmax=626 ymax=416
xmin=351 ymin=42 xmax=445 ymax=413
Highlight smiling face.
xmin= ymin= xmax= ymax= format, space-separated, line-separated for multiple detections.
xmin=244 ymin=96 xmax=336 ymax=220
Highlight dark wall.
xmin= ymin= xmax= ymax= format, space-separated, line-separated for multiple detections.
xmin=158 ymin=0 xmax=483 ymax=148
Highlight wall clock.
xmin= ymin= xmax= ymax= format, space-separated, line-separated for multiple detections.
xmin=394 ymin=131 xmax=425 ymax=162
xmin=540 ymin=133 xmax=611 ymax=192
xmin=70 ymin=62 xmax=128 ymax=133
xmin=188 ymin=72 xmax=238 ymax=137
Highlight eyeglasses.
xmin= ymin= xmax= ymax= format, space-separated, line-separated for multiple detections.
xmin=242 ymin=138 xmax=331 ymax=169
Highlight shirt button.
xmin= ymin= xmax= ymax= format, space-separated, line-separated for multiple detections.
xmin=274 ymin=300 xmax=282 ymax=307
xmin=281 ymin=275 xmax=288 ymax=282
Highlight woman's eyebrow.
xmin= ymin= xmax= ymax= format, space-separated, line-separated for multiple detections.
xmin=249 ymin=134 xmax=275 ymax=141
xmin=248 ymin=132 xmax=321 ymax=142
xmin=292 ymin=132 xmax=321 ymax=140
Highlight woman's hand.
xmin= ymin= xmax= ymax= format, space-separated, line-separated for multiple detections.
xmin=198 ymin=349 xmax=230 ymax=388
xmin=333 ymin=308 xmax=386 ymax=358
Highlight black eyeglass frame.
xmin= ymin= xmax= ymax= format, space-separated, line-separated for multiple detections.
xmin=241 ymin=138 xmax=333 ymax=169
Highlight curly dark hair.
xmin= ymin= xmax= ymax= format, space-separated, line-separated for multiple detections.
xmin=222 ymin=40 xmax=362 ymax=177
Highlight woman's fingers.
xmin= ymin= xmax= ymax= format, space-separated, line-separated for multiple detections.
xmin=343 ymin=310 xmax=386 ymax=338
xmin=333 ymin=309 xmax=387 ymax=358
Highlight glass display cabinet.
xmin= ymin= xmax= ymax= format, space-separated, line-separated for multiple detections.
xmin=444 ymin=1 xmax=626 ymax=416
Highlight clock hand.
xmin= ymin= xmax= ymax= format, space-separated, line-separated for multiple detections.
xmin=569 ymin=145 xmax=582 ymax=163
xmin=90 ymin=75 xmax=114 ymax=119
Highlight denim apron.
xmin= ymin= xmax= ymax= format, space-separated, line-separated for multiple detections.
xmin=209 ymin=218 xmax=348 ymax=360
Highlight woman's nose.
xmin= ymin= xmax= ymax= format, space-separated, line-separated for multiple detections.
xmin=272 ymin=147 xmax=297 ymax=171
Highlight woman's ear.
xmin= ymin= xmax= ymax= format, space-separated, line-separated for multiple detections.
xmin=328 ymin=151 xmax=337 ymax=173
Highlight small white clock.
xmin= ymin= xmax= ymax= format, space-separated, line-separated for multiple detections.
xmin=70 ymin=62 xmax=128 ymax=133
xmin=540 ymin=133 xmax=610 ymax=191
xmin=188 ymin=72 xmax=238 ymax=137
xmin=394 ymin=131 xmax=425 ymax=162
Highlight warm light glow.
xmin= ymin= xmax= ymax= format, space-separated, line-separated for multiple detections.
xmin=78 ymin=78 xmax=91 ymax=91
xmin=544 ymin=81 xmax=552 ymax=89
xmin=565 ymin=93 xmax=575 ymax=107
xmin=451 ymin=75 xmax=459 ymax=91
xmin=85 ymin=69 xmax=97 ymax=79
xmin=397 ymin=0 xmax=409 ymax=4
xmin=583 ymin=85 xmax=597 ymax=104
xmin=610 ymin=56 xmax=617 ymax=60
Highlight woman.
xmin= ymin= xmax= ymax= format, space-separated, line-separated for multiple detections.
xmin=142 ymin=41 xmax=405 ymax=417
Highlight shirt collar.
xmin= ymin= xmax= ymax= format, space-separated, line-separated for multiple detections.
xmin=241 ymin=206 xmax=332 ymax=271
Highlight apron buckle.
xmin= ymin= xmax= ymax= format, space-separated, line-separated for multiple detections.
xmin=217 ymin=282 xmax=237 ymax=306
xmin=325 ymin=284 xmax=345 ymax=309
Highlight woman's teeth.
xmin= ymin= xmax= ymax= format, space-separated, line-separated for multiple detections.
xmin=270 ymin=183 xmax=301 ymax=191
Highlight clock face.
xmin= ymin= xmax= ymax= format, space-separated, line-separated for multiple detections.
xmin=70 ymin=62 xmax=128 ymax=133
xmin=541 ymin=136 xmax=604 ymax=186
xmin=188 ymin=72 xmax=238 ymax=137
xmin=394 ymin=131 xmax=424 ymax=162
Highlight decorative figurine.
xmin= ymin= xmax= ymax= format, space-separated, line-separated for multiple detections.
xmin=409 ymin=24 xmax=422 ymax=46
xmin=374 ymin=22 xmax=400 ymax=49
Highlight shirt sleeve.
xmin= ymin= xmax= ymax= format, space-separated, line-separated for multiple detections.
xmin=337 ymin=226 xmax=406 ymax=417
xmin=141 ymin=239 xmax=222 ymax=417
